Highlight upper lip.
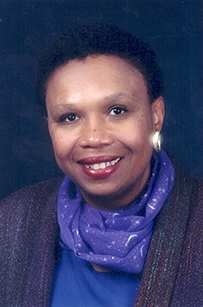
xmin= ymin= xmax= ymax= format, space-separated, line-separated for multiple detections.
xmin=78 ymin=155 xmax=122 ymax=165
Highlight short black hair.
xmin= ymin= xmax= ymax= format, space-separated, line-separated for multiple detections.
xmin=36 ymin=23 xmax=164 ymax=116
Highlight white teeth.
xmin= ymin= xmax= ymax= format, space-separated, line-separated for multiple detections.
xmin=111 ymin=160 xmax=116 ymax=166
xmin=84 ymin=157 xmax=121 ymax=170
xmin=93 ymin=164 xmax=100 ymax=170
xmin=100 ymin=162 xmax=106 ymax=169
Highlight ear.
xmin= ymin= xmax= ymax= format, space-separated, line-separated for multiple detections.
xmin=151 ymin=96 xmax=165 ymax=131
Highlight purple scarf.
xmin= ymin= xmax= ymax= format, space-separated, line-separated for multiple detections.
xmin=58 ymin=149 xmax=175 ymax=274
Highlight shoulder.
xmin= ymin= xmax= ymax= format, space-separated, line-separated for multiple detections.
xmin=1 ymin=176 xmax=63 ymax=202
xmin=168 ymin=150 xmax=203 ymax=195
xmin=0 ymin=176 xmax=64 ymax=222
xmin=166 ymin=151 xmax=203 ymax=228
xmin=170 ymin=153 xmax=203 ymax=234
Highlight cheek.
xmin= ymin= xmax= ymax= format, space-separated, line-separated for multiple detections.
xmin=50 ymin=130 xmax=72 ymax=160
xmin=118 ymin=121 xmax=152 ymax=151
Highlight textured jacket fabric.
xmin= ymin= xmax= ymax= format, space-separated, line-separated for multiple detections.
xmin=0 ymin=158 xmax=203 ymax=307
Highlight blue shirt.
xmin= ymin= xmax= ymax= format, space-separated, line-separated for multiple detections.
xmin=50 ymin=249 xmax=141 ymax=307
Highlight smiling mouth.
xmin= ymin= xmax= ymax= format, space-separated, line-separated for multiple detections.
xmin=82 ymin=157 xmax=122 ymax=170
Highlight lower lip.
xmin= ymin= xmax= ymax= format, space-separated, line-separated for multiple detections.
xmin=79 ymin=160 xmax=122 ymax=179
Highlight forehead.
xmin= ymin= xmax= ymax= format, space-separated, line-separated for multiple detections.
xmin=46 ymin=55 xmax=149 ymax=105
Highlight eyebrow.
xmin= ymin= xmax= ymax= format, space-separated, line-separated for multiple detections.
xmin=104 ymin=92 xmax=134 ymax=102
xmin=53 ymin=103 xmax=76 ymax=111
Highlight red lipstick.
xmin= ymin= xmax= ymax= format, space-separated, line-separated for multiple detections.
xmin=78 ymin=156 xmax=123 ymax=179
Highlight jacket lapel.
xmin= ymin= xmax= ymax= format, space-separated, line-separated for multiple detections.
xmin=135 ymin=162 xmax=193 ymax=307
xmin=22 ymin=178 xmax=62 ymax=307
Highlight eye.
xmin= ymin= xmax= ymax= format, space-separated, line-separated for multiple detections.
xmin=109 ymin=106 xmax=128 ymax=116
xmin=58 ymin=113 xmax=79 ymax=123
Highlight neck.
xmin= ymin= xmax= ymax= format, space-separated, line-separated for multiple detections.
xmin=80 ymin=176 xmax=150 ymax=211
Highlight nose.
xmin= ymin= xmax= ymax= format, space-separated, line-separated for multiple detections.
xmin=78 ymin=119 xmax=114 ymax=148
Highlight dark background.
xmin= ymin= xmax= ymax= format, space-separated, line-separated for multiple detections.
xmin=0 ymin=0 xmax=202 ymax=200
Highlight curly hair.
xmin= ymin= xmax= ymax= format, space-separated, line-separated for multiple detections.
xmin=36 ymin=23 xmax=164 ymax=116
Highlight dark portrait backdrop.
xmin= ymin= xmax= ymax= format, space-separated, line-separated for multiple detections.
xmin=0 ymin=0 xmax=202 ymax=201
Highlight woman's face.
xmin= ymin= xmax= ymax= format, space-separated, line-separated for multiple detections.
xmin=46 ymin=55 xmax=164 ymax=210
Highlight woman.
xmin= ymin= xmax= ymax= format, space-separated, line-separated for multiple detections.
xmin=1 ymin=23 xmax=203 ymax=307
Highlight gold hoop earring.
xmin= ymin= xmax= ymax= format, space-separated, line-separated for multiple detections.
xmin=153 ymin=130 xmax=161 ymax=152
